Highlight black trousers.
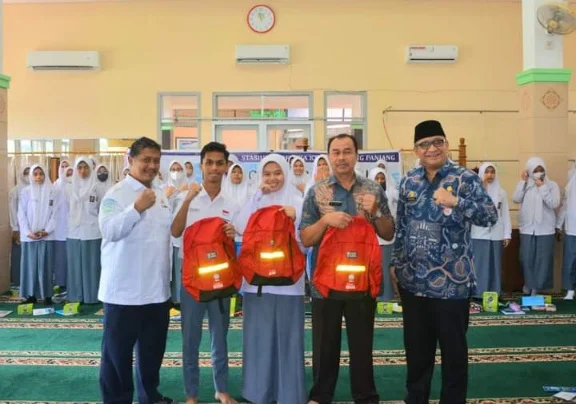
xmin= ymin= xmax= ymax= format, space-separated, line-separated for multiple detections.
xmin=399 ymin=288 xmax=470 ymax=404
xmin=99 ymin=300 xmax=170 ymax=404
xmin=309 ymin=296 xmax=379 ymax=404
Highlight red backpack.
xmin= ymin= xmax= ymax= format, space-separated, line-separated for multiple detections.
xmin=238 ymin=205 xmax=305 ymax=292
xmin=313 ymin=217 xmax=382 ymax=299
xmin=182 ymin=217 xmax=242 ymax=302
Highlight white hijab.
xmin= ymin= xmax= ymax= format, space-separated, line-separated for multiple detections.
xmin=368 ymin=167 xmax=398 ymax=202
xmin=256 ymin=154 xmax=303 ymax=211
xmin=16 ymin=165 xmax=30 ymax=193
xmin=525 ymin=157 xmax=550 ymax=224
xmin=222 ymin=163 xmax=251 ymax=204
xmin=69 ymin=157 xmax=97 ymax=227
xmin=478 ymin=162 xmax=501 ymax=205
xmin=165 ymin=160 xmax=187 ymax=189
xmin=376 ymin=159 xmax=387 ymax=170
xmin=29 ymin=164 xmax=53 ymax=233
xmin=53 ymin=160 xmax=70 ymax=190
xmin=95 ymin=163 xmax=113 ymax=197
xmin=289 ymin=157 xmax=310 ymax=186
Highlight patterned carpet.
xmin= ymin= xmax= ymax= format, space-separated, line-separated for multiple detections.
xmin=1 ymin=297 xmax=575 ymax=403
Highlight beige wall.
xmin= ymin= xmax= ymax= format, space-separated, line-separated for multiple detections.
xmin=4 ymin=0 xmax=576 ymax=182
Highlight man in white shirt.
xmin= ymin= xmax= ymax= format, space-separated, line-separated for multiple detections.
xmin=171 ymin=142 xmax=238 ymax=404
xmin=98 ymin=137 xmax=173 ymax=404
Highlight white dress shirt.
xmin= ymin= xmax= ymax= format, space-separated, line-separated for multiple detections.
xmin=176 ymin=187 xmax=239 ymax=259
xmin=471 ymin=188 xmax=512 ymax=241
xmin=68 ymin=186 xmax=102 ymax=241
xmin=98 ymin=175 xmax=172 ymax=305
xmin=512 ymin=180 xmax=561 ymax=236
xmin=557 ymin=192 xmax=576 ymax=236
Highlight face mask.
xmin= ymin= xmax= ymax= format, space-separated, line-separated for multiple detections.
xmin=22 ymin=175 xmax=30 ymax=184
xmin=171 ymin=171 xmax=184 ymax=182
xmin=97 ymin=173 xmax=109 ymax=182
xmin=533 ymin=172 xmax=545 ymax=181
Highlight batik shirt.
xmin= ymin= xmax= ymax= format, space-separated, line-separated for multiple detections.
xmin=300 ymin=174 xmax=393 ymax=298
xmin=391 ymin=160 xmax=498 ymax=299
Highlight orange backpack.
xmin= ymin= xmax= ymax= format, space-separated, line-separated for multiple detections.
xmin=238 ymin=205 xmax=305 ymax=292
xmin=182 ymin=217 xmax=242 ymax=302
xmin=313 ymin=217 xmax=382 ymax=299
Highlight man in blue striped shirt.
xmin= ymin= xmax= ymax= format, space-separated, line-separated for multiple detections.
xmin=391 ymin=120 xmax=498 ymax=404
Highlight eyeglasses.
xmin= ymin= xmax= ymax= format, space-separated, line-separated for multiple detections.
xmin=415 ymin=139 xmax=446 ymax=150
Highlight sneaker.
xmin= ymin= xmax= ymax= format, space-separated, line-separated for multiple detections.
xmin=564 ymin=290 xmax=575 ymax=300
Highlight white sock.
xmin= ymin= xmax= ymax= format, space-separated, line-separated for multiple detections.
xmin=564 ymin=290 xmax=575 ymax=300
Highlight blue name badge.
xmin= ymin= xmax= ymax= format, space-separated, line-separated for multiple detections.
xmin=522 ymin=295 xmax=545 ymax=306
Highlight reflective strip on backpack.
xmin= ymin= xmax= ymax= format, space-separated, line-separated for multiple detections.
xmin=260 ymin=251 xmax=285 ymax=260
xmin=198 ymin=262 xmax=229 ymax=275
xmin=335 ymin=264 xmax=366 ymax=273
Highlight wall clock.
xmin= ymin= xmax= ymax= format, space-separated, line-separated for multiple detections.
xmin=247 ymin=5 xmax=275 ymax=34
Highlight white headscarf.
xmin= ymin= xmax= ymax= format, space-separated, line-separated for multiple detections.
xmin=184 ymin=161 xmax=194 ymax=183
xmin=95 ymin=163 xmax=113 ymax=198
xmin=368 ymin=167 xmax=398 ymax=203
xmin=256 ymin=154 xmax=303 ymax=210
xmin=478 ymin=162 xmax=501 ymax=205
xmin=16 ymin=165 xmax=31 ymax=193
xmin=69 ymin=157 xmax=97 ymax=227
xmin=525 ymin=157 xmax=550 ymax=224
xmin=53 ymin=160 xmax=70 ymax=190
xmin=304 ymin=154 xmax=332 ymax=195
xmin=29 ymin=164 xmax=53 ymax=233
xmin=165 ymin=160 xmax=187 ymax=189
xmin=289 ymin=157 xmax=310 ymax=187
xmin=229 ymin=154 xmax=240 ymax=166
xmin=222 ymin=163 xmax=250 ymax=205
xmin=376 ymin=159 xmax=387 ymax=170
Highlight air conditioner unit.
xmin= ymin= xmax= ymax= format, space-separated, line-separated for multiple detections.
xmin=405 ymin=45 xmax=458 ymax=64
xmin=235 ymin=45 xmax=290 ymax=64
xmin=27 ymin=51 xmax=101 ymax=71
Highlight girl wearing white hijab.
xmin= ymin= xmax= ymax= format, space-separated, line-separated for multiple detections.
xmin=369 ymin=167 xmax=399 ymax=301
xmin=233 ymin=154 xmax=307 ymax=404
xmin=222 ymin=163 xmax=251 ymax=206
xmin=95 ymin=164 xmax=113 ymax=199
xmin=289 ymin=156 xmax=310 ymax=195
xmin=9 ymin=166 xmax=30 ymax=287
xmin=163 ymin=160 xmax=188 ymax=305
xmin=52 ymin=160 xmax=73 ymax=291
xmin=304 ymin=154 xmax=332 ymax=196
xmin=18 ymin=164 xmax=60 ymax=304
xmin=66 ymin=157 xmax=102 ymax=304
xmin=471 ymin=163 xmax=512 ymax=297
xmin=513 ymin=157 xmax=560 ymax=295
xmin=557 ymin=159 xmax=576 ymax=300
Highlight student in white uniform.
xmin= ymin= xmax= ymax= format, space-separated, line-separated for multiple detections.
xmin=222 ymin=163 xmax=251 ymax=206
xmin=98 ymin=137 xmax=174 ymax=404
xmin=184 ymin=161 xmax=195 ymax=184
xmin=9 ymin=166 xmax=30 ymax=286
xmin=171 ymin=142 xmax=238 ymax=404
xmin=66 ymin=157 xmax=102 ymax=304
xmin=95 ymin=164 xmax=113 ymax=199
xmin=557 ymin=159 xmax=576 ymax=300
xmin=369 ymin=167 xmax=399 ymax=301
xmin=290 ymin=156 xmax=310 ymax=195
xmin=233 ymin=154 xmax=307 ymax=404
xmin=513 ymin=157 xmax=561 ymax=295
xmin=304 ymin=154 xmax=331 ymax=195
xmin=18 ymin=164 xmax=60 ymax=304
xmin=164 ymin=160 xmax=188 ymax=305
xmin=53 ymin=160 xmax=71 ymax=291
xmin=471 ymin=163 xmax=512 ymax=297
